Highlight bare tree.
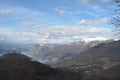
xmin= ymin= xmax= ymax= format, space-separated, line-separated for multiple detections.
xmin=112 ymin=0 xmax=120 ymax=33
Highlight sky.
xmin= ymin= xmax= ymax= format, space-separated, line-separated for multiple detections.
xmin=0 ymin=0 xmax=117 ymax=44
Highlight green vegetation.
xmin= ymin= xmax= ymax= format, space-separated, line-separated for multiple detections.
xmin=99 ymin=57 xmax=112 ymax=69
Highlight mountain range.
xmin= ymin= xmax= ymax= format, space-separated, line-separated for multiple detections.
xmin=28 ymin=40 xmax=109 ymax=63
xmin=0 ymin=39 xmax=114 ymax=63
xmin=0 ymin=39 xmax=120 ymax=80
xmin=52 ymin=40 xmax=120 ymax=73
xmin=0 ymin=39 xmax=108 ymax=65
xmin=47 ymin=40 xmax=120 ymax=80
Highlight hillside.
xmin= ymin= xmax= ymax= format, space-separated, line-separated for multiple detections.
xmin=0 ymin=53 xmax=82 ymax=80
xmin=53 ymin=40 xmax=120 ymax=73
xmin=91 ymin=64 xmax=120 ymax=80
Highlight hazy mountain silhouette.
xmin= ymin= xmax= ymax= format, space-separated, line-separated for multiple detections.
xmin=29 ymin=40 xmax=104 ymax=63
xmin=0 ymin=40 xmax=113 ymax=63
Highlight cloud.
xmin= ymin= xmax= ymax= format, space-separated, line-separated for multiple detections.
xmin=77 ymin=17 xmax=109 ymax=25
xmin=79 ymin=0 xmax=112 ymax=4
xmin=0 ymin=6 xmax=114 ymax=44
xmin=22 ymin=21 xmax=38 ymax=27
xmin=91 ymin=5 xmax=107 ymax=13
xmin=82 ymin=37 xmax=108 ymax=41
xmin=54 ymin=8 xmax=66 ymax=16
xmin=0 ymin=23 xmax=113 ymax=44
xmin=0 ymin=7 xmax=56 ymax=26
xmin=83 ymin=11 xmax=98 ymax=18
xmin=81 ymin=0 xmax=93 ymax=4
xmin=0 ymin=9 xmax=14 ymax=16
xmin=101 ymin=0 xmax=110 ymax=3
xmin=34 ymin=24 xmax=112 ymax=43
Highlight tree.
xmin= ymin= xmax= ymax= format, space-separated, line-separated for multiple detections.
xmin=112 ymin=0 xmax=120 ymax=34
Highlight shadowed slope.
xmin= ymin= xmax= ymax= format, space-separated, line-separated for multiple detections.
xmin=0 ymin=53 xmax=82 ymax=80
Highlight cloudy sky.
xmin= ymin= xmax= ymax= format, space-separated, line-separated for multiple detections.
xmin=0 ymin=0 xmax=116 ymax=44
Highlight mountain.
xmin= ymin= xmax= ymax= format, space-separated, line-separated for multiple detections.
xmin=0 ymin=53 xmax=82 ymax=80
xmin=0 ymin=39 xmax=114 ymax=63
xmin=52 ymin=40 xmax=120 ymax=72
xmin=73 ymin=40 xmax=120 ymax=65
xmin=0 ymin=42 xmax=29 ymax=54
xmin=28 ymin=40 xmax=104 ymax=63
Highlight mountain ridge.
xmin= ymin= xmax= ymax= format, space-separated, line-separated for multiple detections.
xmin=52 ymin=40 xmax=120 ymax=69
xmin=0 ymin=53 xmax=82 ymax=80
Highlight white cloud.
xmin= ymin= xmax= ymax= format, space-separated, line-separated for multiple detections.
xmin=0 ymin=6 xmax=113 ymax=44
xmin=77 ymin=17 xmax=109 ymax=25
xmin=54 ymin=8 xmax=66 ymax=16
xmin=79 ymin=0 xmax=112 ymax=4
xmin=22 ymin=21 xmax=38 ymax=27
xmin=0 ymin=7 xmax=55 ymax=26
xmin=73 ymin=10 xmax=98 ymax=18
xmin=82 ymin=37 xmax=108 ymax=42
xmin=91 ymin=5 xmax=107 ymax=13
xmin=0 ymin=9 xmax=14 ymax=16
xmin=0 ymin=24 xmax=113 ymax=44
xmin=84 ymin=11 xmax=98 ymax=18
xmin=101 ymin=0 xmax=110 ymax=3
xmin=81 ymin=0 xmax=93 ymax=4
xmin=34 ymin=25 xmax=113 ymax=43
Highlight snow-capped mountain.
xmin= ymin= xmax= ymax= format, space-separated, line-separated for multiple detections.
xmin=0 ymin=38 xmax=114 ymax=63
xmin=28 ymin=39 xmax=114 ymax=63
